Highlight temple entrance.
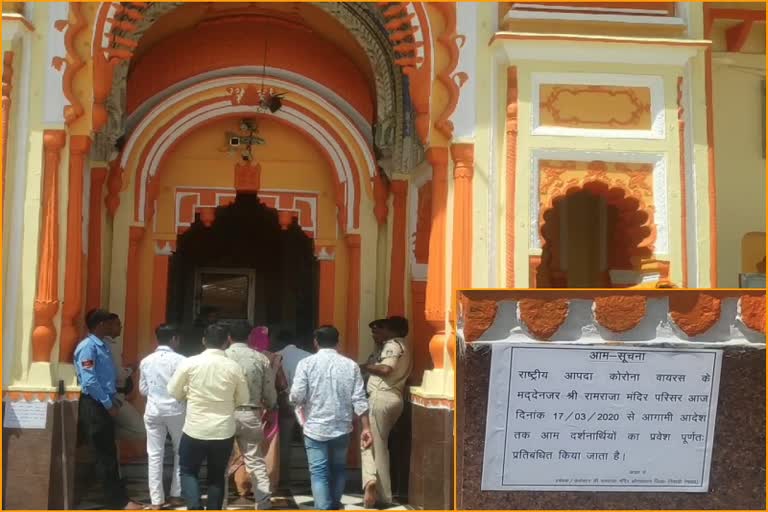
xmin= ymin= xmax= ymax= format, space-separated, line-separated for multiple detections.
xmin=166 ymin=193 xmax=318 ymax=355
xmin=538 ymin=188 xmax=653 ymax=288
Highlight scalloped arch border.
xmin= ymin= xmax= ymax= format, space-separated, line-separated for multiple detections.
xmin=538 ymin=178 xmax=657 ymax=286
xmin=114 ymin=75 xmax=375 ymax=234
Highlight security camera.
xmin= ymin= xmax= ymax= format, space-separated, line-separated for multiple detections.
xmin=241 ymin=150 xmax=252 ymax=162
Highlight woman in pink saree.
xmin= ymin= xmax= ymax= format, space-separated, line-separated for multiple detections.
xmin=229 ymin=326 xmax=287 ymax=498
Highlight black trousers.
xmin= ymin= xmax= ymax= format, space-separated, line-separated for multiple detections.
xmin=179 ymin=433 xmax=234 ymax=510
xmin=78 ymin=395 xmax=128 ymax=509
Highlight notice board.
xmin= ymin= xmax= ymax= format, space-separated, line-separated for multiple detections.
xmin=481 ymin=344 xmax=722 ymax=492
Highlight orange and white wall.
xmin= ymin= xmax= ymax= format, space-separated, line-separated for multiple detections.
xmin=0 ymin=2 xmax=464 ymax=411
xmin=2 ymin=1 xmax=765 ymax=398
xmin=472 ymin=2 xmax=722 ymax=289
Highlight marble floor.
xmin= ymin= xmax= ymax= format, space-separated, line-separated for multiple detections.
xmin=76 ymin=461 xmax=410 ymax=510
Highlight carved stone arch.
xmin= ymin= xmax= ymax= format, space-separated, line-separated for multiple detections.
xmin=91 ymin=2 xmax=425 ymax=174
xmin=312 ymin=2 xmax=422 ymax=174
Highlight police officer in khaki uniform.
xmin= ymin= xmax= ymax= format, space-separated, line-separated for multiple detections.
xmin=360 ymin=316 xmax=412 ymax=508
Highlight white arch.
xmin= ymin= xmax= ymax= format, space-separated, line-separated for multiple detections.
xmin=135 ymin=103 xmax=361 ymax=233
xmin=121 ymin=75 xmax=375 ymax=176
xmin=126 ymin=66 xmax=372 ymax=141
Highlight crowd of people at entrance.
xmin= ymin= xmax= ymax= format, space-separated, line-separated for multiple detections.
xmin=73 ymin=308 xmax=412 ymax=510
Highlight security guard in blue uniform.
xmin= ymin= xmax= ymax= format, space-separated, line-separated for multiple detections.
xmin=74 ymin=309 xmax=143 ymax=510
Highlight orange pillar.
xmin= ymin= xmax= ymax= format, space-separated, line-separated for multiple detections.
xmin=450 ymin=144 xmax=474 ymax=369
xmin=85 ymin=167 xmax=108 ymax=314
xmin=123 ymin=226 xmax=146 ymax=366
xmin=424 ymin=147 xmax=450 ymax=370
xmin=31 ymin=130 xmax=66 ymax=363
xmin=316 ymin=245 xmax=336 ymax=326
xmin=505 ymin=67 xmax=518 ymax=288
xmin=2 ymin=51 xmax=13 ymax=215
xmin=60 ymin=135 xmax=91 ymax=363
xmin=387 ymin=180 xmax=408 ymax=317
xmin=344 ymin=234 xmax=361 ymax=359
xmin=451 ymin=144 xmax=474 ymax=291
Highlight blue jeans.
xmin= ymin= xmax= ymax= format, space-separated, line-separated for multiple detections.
xmin=304 ymin=434 xmax=350 ymax=510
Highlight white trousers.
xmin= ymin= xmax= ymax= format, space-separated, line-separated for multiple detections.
xmin=144 ymin=414 xmax=185 ymax=505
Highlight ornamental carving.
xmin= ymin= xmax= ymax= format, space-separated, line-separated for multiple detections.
xmin=52 ymin=2 xmax=87 ymax=126
xmin=669 ymin=293 xmax=721 ymax=337
xmin=460 ymin=290 xmax=765 ymax=345
xmin=519 ymin=298 xmax=569 ymax=340
xmin=175 ymin=187 xmax=318 ymax=238
xmin=740 ymin=295 xmax=766 ymax=333
xmin=538 ymin=159 xmax=656 ymax=252
xmin=432 ymin=2 xmax=468 ymax=140
xmin=594 ymin=295 xmax=647 ymax=333
xmin=93 ymin=2 xmax=424 ymax=175
xmin=539 ymin=85 xmax=652 ymax=130
xmin=537 ymin=160 xmax=657 ymax=287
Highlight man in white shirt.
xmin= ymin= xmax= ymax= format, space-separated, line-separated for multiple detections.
xmin=274 ymin=330 xmax=311 ymax=488
xmin=289 ymin=325 xmax=373 ymax=510
xmin=167 ymin=323 xmax=249 ymax=510
xmin=139 ymin=324 xmax=187 ymax=509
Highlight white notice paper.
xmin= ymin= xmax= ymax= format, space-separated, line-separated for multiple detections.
xmin=3 ymin=400 xmax=49 ymax=429
xmin=481 ymin=344 xmax=722 ymax=492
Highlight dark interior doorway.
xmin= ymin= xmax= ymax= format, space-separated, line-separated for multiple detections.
xmin=166 ymin=193 xmax=319 ymax=356
xmin=539 ymin=190 xmax=620 ymax=288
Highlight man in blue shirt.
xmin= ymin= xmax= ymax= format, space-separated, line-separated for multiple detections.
xmin=74 ymin=309 xmax=142 ymax=510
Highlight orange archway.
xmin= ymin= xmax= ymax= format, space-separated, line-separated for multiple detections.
xmin=537 ymin=180 xmax=656 ymax=288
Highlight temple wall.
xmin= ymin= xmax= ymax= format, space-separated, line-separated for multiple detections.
xmin=712 ymin=50 xmax=766 ymax=286
xmin=4 ymin=3 xmax=68 ymax=390
xmin=466 ymin=2 xmax=720 ymax=288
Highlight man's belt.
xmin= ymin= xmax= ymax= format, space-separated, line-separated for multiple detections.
xmin=236 ymin=405 xmax=262 ymax=411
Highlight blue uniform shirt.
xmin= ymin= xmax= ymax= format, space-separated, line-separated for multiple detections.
xmin=74 ymin=334 xmax=118 ymax=409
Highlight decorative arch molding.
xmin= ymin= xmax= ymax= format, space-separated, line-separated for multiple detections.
xmin=538 ymin=180 xmax=656 ymax=288
xmin=174 ymin=187 xmax=319 ymax=238
xmin=124 ymin=66 xmax=373 ymax=144
xmin=122 ymin=75 xmax=374 ymax=175
xmin=90 ymin=2 xmax=430 ymax=174
xmin=133 ymin=104 xmax=362 ymax=233
xmin=531 ymin=151 xmax=669 ymax=253
xmin=118 ymin=78 xmax=375 ymax=233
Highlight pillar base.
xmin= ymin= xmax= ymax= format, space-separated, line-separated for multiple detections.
xmin=27 ymin=361 xmax=56 ymax=388
xmin=407 ymin=391 xmax=453 ymax=510
xmin=411 ymin=368 xmax=455 ymax=399
xmin=2 ymin=394 xmax=79 ymax=509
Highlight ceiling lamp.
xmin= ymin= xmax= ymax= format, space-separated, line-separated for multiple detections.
xmin=257 ymin=39 xmax=285 ymax=114
xmin=259 ymin=91 xmax=285 ymax=114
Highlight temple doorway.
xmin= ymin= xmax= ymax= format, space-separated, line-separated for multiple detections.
xmin=166 ymin=192 xmax=319 ymax=356
xmin=538 ymin=189 xmax=652 ymax=288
